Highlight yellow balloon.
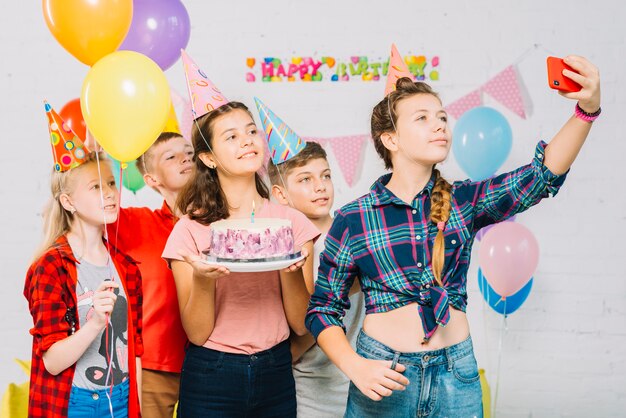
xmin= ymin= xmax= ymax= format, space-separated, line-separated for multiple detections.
xmin=479 ymin=369 xmax=491 ymax=418
xmin=42 ymin=0 xmax=132 ymax=66
xmin=81 ymin=51 xmax=171 ymax=162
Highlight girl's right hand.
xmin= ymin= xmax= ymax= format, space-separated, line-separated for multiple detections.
xmin=345 ymin=356 xmax=410 ymax=401
xmin=179 ymin=250 xmax=230 ymax=282
xmin=91 ymin=281 xmax=119 ymax=329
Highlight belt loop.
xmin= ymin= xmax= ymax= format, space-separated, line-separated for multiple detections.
xmin=390 ymin=351 xmax=401 ymax=371
xmin=445 ymin=347 xmax=453 ymax=372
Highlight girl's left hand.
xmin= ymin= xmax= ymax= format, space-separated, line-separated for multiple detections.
xmin=282 ymin=246 xmax=309 ymax=273
xmin=560 ymin=55 xmax=601 ymax=113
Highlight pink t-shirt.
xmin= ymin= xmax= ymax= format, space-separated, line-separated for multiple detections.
xmin=162 ymin=200 xmax=320 ymax=354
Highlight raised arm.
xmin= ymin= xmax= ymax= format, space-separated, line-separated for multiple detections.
xmin=544 ymin=55 xmax=601 ymax=175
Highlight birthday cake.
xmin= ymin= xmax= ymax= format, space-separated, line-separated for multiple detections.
xmin=208 ymin=218 xmax=294 ymax=260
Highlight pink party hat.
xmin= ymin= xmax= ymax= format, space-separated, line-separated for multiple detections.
xmin=384 ymin=44 xmax=414 ymax=96
xmin=44 ymin=101 xmax=90 ymax=172
xmin=181 ymin=49 xmax=229 ymax=119
xmin=254 ymin=97 xmax=306 ymax=165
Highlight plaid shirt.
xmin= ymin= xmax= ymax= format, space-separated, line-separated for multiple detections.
xmin=24 ymin=235 xmax=144 ymax=418
xmin=307 ymin=141 xmax=567 ymax=342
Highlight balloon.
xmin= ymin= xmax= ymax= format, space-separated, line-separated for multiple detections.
xmin=58 ymin=98 xmax=86 ymax=141
xmin=118 ymin=0 xmax=190 ymax=71
xmin=111 ymin=158 xmax=145 ymax=194
xmin=42 ymin=0 xmax=132 ymax=66
xmin=452 ymin=107 xmax=512 ymax=181
xmin=478 ymin=268 xmax=533 ymax=316
xmin=479 ymin=369 xmax=491 ymax=418
xmin=81 ymin=51 xmax=171 ymax=162
xmin=478 ymin=222 xmax=539 ymax=296
xmin=476 ymin=215 xmax=516 ymax=242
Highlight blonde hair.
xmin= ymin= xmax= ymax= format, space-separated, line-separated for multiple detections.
xmin=33 ymin=152 xmax=109 ymax=261
xmin=371 ymin=77 xmax=452 ymax=285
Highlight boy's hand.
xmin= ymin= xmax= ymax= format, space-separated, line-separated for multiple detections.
xmin=282 ymin=246 xmax=309 ymax=273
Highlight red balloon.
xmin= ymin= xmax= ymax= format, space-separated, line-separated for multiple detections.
xmin=59 ymin=98 xmax=86 ymax=140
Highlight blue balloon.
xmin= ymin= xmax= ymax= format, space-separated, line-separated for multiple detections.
xmin=452 ymin=107 xmax=512 ymax=181
xmin=478 ymin=268 xmax=532 ymax=316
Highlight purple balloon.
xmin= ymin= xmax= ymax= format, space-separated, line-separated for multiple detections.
xmin=476 ymin=215 xmax=516 ymax=241
xmin=119 ymin=0 xmax=191 ymax=71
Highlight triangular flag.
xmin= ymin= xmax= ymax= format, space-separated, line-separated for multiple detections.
xmin=181 ymin=49 xmax=229 ymax=119
xmin=329 ymin=135 xmax=368 ymax=187
xmin=385 ymin=44 xmax=414 ymax=96
xmin=445 ymin=90 xmax=482 ymax=119
xmin=303 ymin=137 xmax=329 ymax=148
xmin=44 ymin=101 xmax=91 ymax=172
xmin=254 ymin=97 xmax=306 ymax=165
xmin=481 ymin=66 xmax=526 ymax=119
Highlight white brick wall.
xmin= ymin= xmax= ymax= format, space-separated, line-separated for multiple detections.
xmin=1 ymin=1 xmax=624 ymax=416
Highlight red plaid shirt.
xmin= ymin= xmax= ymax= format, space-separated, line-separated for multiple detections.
xmin=24 ymin=235 xmax=144 ymax=418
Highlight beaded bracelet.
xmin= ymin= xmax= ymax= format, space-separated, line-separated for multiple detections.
xmin=574 ymin=102 xmax=602 ymax=123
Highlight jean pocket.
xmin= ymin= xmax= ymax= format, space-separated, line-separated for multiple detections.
xmin=452 ymin=352 xmax=480 ymax=384
xmin=182 ymin=350 xmax=223 ymax=375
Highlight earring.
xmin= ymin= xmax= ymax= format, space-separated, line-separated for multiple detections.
xmin=70 ymin=208 xmax=76 ymax=215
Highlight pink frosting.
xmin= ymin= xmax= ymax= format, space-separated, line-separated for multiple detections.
xmin=209 ymin=225 xmax=294 ymax=259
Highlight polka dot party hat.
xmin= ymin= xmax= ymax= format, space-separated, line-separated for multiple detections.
xmin=254 ymin=97 xmax=306 ymax=165
xmin=44 ymin=101 xmax=90 ymax=172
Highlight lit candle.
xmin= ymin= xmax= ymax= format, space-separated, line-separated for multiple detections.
xmin=251 ymin=200 xmax=255 ymax=224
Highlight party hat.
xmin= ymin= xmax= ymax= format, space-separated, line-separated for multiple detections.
xmin=181 ymin=49 xmax=229 ymax=119
xmin=163 ymin=102 xmax=181 ymax=134
xmin=384 ymin=43 xmax=414 ymax=96
xmin=44 ymin=101 xmax=90 ymax=172
xmin=254 ymin=97 xmax=306 ymax=165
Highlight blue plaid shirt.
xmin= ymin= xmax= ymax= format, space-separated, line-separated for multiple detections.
xmin=306 ymin=141 xmax=567 ymax=342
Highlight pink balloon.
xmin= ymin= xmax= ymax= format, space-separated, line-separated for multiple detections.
xmin=478 ymin=222 xmax=539 ymax=297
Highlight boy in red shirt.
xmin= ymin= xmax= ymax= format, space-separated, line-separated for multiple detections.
xmin=108 ymin=132 xmax=194 ymax=418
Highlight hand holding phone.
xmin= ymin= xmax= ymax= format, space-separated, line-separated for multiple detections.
xmin=547 ymin=56 xmax=582 ymax=93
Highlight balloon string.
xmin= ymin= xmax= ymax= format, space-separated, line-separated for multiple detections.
xmin=493 ymin=299 xmax=508 ymax=418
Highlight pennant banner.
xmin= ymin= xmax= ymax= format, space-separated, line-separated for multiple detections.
xmin=445 ymin=90 xmax=482 ymax=120
xmin=305 ymin=135 xmax=369 ymax=187
xmin=481 ymin=65 xmax=526 ymax=119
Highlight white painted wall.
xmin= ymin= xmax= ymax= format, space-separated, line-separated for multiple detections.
xmin=1 ymin=1 xmax=624 ymax=416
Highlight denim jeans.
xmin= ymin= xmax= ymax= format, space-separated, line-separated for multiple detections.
xmin=178 ymin=340 xmax=296 ymax=417
xmin=345 ymin=330 xmax=483 ymax=418
xmin=68 ymin=379 xmax=129 ymax=418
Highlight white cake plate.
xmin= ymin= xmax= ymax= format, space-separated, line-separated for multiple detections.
xmin=200 ymin=251 xmax=305 ymax=273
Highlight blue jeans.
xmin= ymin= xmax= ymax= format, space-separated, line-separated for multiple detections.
xmin=68 ymin=379 xmax=129 ymax=418
xmin=345 ymin=330 xmax=483 ymax=418
xmin=178 ymin=340 xmax=296 ymax=417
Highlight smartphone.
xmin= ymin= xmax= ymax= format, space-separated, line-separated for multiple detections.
xmin=547 ymin=56 xmax=582 ymax=92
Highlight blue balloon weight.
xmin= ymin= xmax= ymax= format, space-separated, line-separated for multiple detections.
xmin=452 ymin=107 xmax=512 ymax=181
xmin=478 ymin=268 xmax=532 ymax=316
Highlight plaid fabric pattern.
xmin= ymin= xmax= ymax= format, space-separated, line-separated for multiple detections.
xmin=24 ymin=235 xmax=143 ymax=418
xmin=307 ymin=141 xmax=567 ymax=342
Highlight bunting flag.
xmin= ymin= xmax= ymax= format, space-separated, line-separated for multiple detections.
xmin=304 ymin=135 xmax=369 ymax=187
xmin=445 ymin=90 xmax=482 ymax=120
xmin=481 ymin=66 xmax=526 ymax=119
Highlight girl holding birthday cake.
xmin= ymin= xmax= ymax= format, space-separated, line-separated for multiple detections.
xmin=162 ymin=51 xmax=318 ymax=417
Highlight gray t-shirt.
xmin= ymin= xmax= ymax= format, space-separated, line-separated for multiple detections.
xmin=73 ymin=259 xmax=129 ymax=389
xmin=293 ymin=232 xmax=366 ymax=418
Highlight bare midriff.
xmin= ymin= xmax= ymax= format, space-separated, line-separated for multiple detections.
xmin=362 ymin=303 xmax=469 ymax=352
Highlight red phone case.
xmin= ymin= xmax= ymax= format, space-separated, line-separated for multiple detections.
xmin=547 ymin=56 xmax=582 ymax=92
